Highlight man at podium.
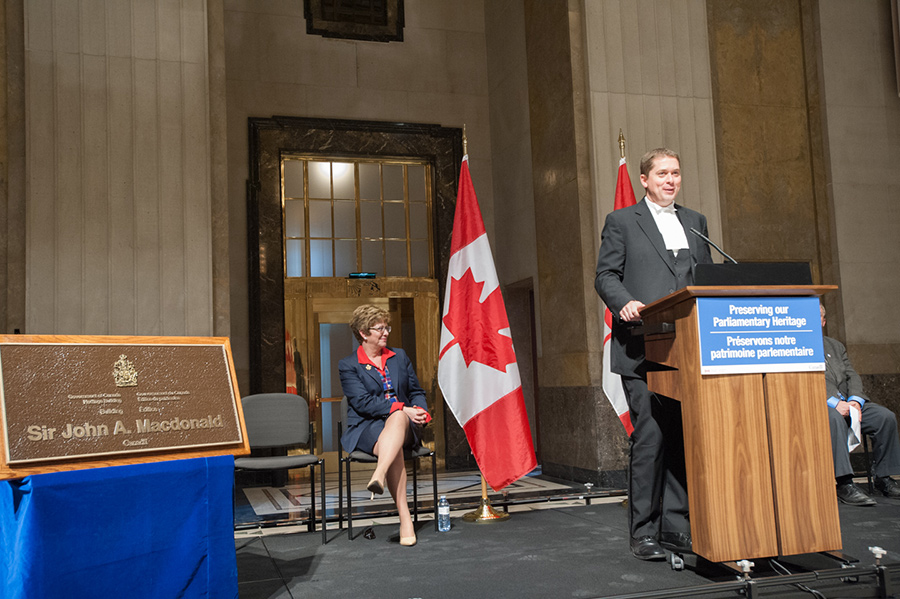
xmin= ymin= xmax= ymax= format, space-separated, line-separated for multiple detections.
xmin=821 ymin=305 xmax=900 ymax=504
xmin=595 ymin=148 xmax=713 ymax=560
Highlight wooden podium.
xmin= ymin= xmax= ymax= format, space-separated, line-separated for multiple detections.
xmin=640 ymin=285 xmax=841 ymax=563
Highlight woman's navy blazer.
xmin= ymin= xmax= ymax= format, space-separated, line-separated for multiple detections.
xmin=338 ymin=347 xmax=428 ymax=453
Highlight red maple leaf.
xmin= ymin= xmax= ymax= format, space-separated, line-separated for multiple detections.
xmin=442 ymin=269 xmax=517 ymax=372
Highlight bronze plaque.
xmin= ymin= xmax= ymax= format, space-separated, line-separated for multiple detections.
xmin=0 ymin=338 xmax=244 ymax=473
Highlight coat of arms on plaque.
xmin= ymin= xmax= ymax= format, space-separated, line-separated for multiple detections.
xmin=113 ymin=354 xmax=138 ymax=387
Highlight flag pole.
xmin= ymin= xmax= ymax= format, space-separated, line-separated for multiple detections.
xmin=458 ymin=124 xmax=511 ymax=524
xmin=462 ymin=474 xmax=511 ymax=523
xmin=615 ymin=128 xmax=631 ymax=511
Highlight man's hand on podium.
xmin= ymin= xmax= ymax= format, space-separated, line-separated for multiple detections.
xmin=619 ymin=300 xmax=646 ymax=322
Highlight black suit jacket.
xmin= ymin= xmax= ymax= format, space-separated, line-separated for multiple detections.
xmin=823 ymin=335 xmax=869 ymax=403
xmin=595 ymin=198 xmax=713 ymax=377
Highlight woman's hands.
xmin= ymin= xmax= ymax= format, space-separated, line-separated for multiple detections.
xmin=402 ymin=405 xmax=429 ymax=425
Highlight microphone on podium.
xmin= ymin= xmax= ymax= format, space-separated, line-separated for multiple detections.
xmin=690 ymin=228 xmax=738 ymax=264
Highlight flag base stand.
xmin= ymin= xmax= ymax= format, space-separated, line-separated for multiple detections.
xmin=462 ymin=496 xmax=510 ymax=523
xmin=462 ymin=475 xmax=510 ymax=523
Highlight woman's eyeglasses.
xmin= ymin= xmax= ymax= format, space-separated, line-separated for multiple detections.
xmin=369 ymin=325 xmax=391 ymax=334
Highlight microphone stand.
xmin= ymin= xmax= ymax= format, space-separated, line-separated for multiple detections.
xmin=690 ymin=227 xmax=738 ymax=264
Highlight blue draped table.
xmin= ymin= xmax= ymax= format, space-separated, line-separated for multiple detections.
xmin=0 ymin=456 xmax=237 ymax=599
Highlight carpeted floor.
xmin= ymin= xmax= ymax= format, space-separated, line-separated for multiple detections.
xmin=236 ymin=494 xmax=900 ymax=599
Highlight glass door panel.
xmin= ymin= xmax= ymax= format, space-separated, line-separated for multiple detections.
xmin=318 ymin=322 xmax=355 ymax=454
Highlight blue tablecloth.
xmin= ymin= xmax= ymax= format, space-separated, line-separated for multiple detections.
xmin=1 ymin=456 xmax=237 ymax=599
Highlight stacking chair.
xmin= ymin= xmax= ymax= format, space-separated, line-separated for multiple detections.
xmin=337 ymin=396 xmax=438 ymax=539
xmin=234 ymin=393 xmax=327 ymax=544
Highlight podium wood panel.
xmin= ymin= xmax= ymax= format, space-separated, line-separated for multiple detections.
xmin=682 ymin=373 xmax=780 ymax=561
xmin=764 ymin=371 xmax=842 ymax=556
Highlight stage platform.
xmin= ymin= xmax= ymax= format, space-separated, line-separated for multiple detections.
xmin=234 ymin=467 xmax=604 ymax=530
xmin=235 ymin=476 xmax=900 ymax=599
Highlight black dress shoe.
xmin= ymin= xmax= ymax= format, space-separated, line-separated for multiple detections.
xmin=630 ymin=536 xmax=666 ymax=561
xmin=836 ymin=482 xmax=876 ymax=506
xmin=874 ymin=476 xmax=900 ymax=499
xmin=659 ymin=531 xmax=692 ymax=553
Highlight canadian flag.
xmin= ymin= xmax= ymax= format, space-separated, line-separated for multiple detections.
xmin=438 ymin=155 xmax=537 ymax=491
xmin=603 ymin=156 xmax=636 ymax=435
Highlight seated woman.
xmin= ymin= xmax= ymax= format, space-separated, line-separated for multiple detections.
xmin=339 ymin=304 xmax=431 ymax=546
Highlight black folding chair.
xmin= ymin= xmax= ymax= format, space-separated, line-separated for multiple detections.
xmin=337 ymin=396 xmax=438 ymax=539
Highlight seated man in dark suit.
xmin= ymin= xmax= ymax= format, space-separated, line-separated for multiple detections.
xmin=821 ymin=304 xmax=900 ymax=504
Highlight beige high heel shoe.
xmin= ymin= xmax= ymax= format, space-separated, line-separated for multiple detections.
xmin=366 ymin=473 xmax=385 ymax=495
xmin=399 ymin=534 xmax=417 ymax=547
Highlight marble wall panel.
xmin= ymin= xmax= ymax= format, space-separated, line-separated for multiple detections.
xmin=707 ymin=0 xmax=829 ymax=292
xmin=484 ymin=0 xmax=536 ymax=293
xmin=54 ymin=51 xmax=83 ymax=334
xmin=183 ymin=0 xmax=209 ymax=64
xmin=107 ymin=56 xmax=137 ymax=333
xmin=356 ymin=28 xmax=486 ymax=95
xmin=209 ymin=0 xmax=231 ymax=339
xmin=815 ymin=107 xmax=892 ymax=187
xmin=839 ymin=262 xmax=900 ymax=346
xmin=52 ymin=0 xmax=79 ymax=53
xmin=258 ymin=13 xmax=359 ymax=87
xmin=862 ymin=374 xmax=900 ymax=409
xmin=26 ymin=0 xmax=52 ymax=51
xmin=82 ymin=54 xmax=110 ymax=333
xmin=831 ymin=183 xmax=900 ymax=265
xmin=132 ymin=0 xmax=159 ymax=60
xmin=1 ymin=3 xmax=8 ymax=332
xmin=484 ymin=0 xmax=526 ymax=84
xmin=24 ymin=0 xmax=215 ymax=336
xmin=489 ymin=139 xmax=535 ymax=285
xmin=538 ymin=385 xmax=628 ymax=488
xmin=25 ymin=49 xmax=55 ymax=330
xmin=406 ymin=0 xmax=485 ymax=33
xmin=533 ymin=179 xmax=588 ymax=359
xmin=2 ymin=0 xmax=27 ymax=334
xmin=524 ymin=0 xmax=591 ymax=389
xmin=106 ymin=2 xmax=133 ymax=57
xmin=226 ymin=0 xmax=301 ymax=16
xmin=158 ymin=0 xmax=185 ymax=63
xmin=80 ymin=0 xmax=107 ymax=56
xmin=818 ymin=2 xmax=887 ymax=109
xmin=224 ymin=9 xmax=260 ymax=83
xmin=504 ymin=284 xmax=539 ymax=458
xmin=133 ymin=58 xmax=162 ymax=334
xmin=816 ymin=0 xmax=900 ymax=370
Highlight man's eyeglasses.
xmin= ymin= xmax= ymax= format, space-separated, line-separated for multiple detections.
xmin=369 ymin=325 xmax=391 ymax=334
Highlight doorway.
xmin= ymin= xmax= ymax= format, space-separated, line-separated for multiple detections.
xmin=247 ymin=116 xmax=463 ymax=470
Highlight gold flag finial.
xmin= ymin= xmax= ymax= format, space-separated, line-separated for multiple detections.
xmin=618 ymin=129 xmax=626 ymax=159
xmin=463 ymin=124 xmax=468 ymax=156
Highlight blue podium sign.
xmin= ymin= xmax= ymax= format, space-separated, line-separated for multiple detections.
xmin=697 ymin=296 xmax=824 ymax=375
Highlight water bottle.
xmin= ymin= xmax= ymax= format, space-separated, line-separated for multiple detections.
xmin=437 ymin=495 xmax=451 ymax=532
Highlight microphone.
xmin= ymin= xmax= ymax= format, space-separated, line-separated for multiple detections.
xmin=690 ymin=228 xmax=738 ymax=264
